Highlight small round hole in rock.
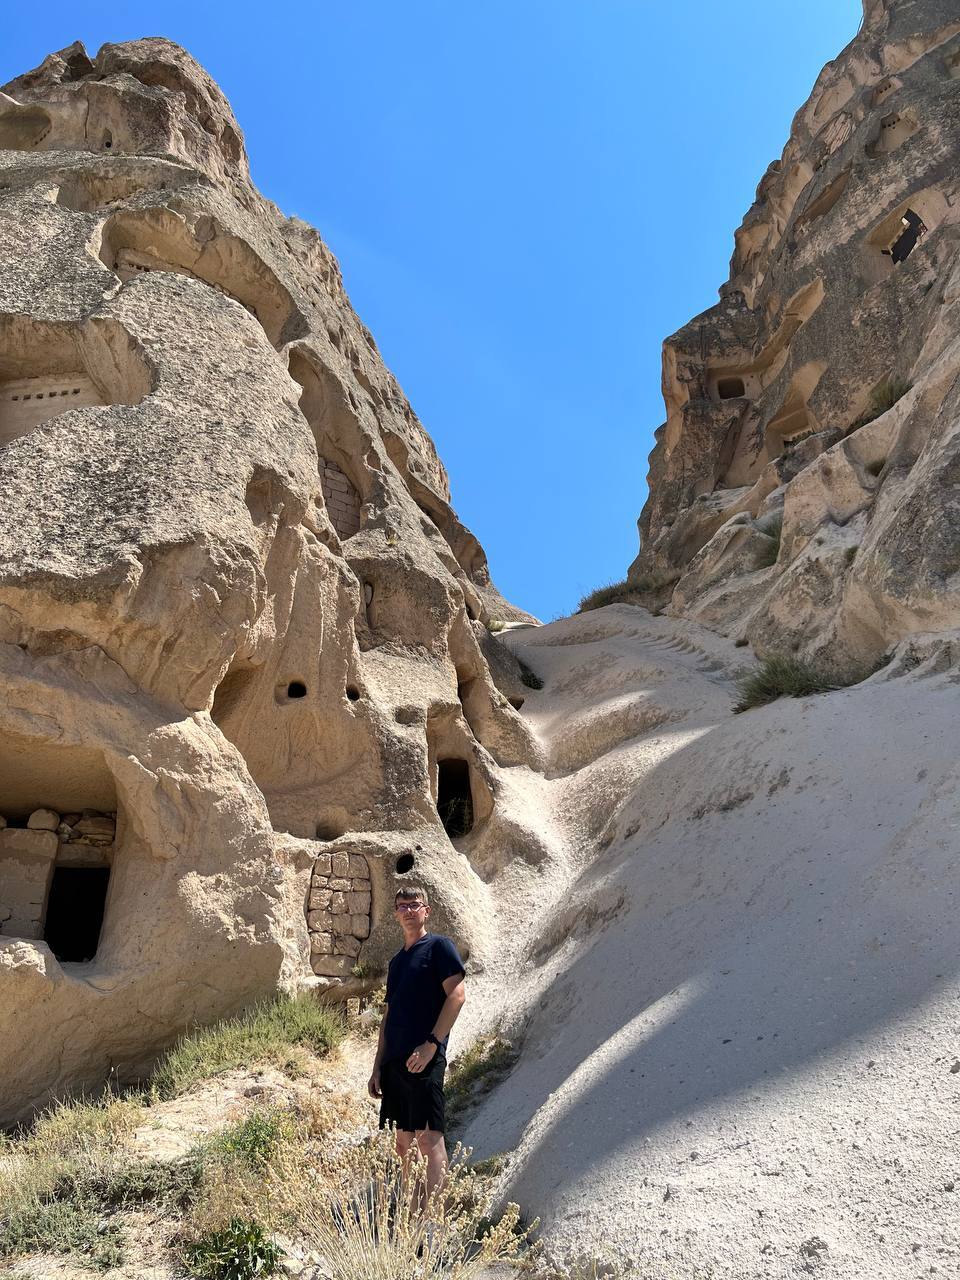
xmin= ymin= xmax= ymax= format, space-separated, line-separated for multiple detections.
xmin=395 ymin=852 xmax=416 ymax=874
xmin=287 ymin=681 xmax=307 ymax=699
xmin=346 ymin=686 xmax=361 ymax=702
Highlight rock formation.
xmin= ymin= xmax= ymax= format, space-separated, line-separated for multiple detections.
xmin=0 ymin=37 xmax=539 ymax=1123
xmin=629 ymin=0 xmax=960 ymax=669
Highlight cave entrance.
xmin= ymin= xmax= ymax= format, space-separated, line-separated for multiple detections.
xmin=42 ymin=866 xmax=110 ymax=963
xmin=436 ymin=759 xmax=474 ymax=838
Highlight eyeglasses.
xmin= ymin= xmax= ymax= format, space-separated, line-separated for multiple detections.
xmin=395 ymin=901 xmax=425 ymax=912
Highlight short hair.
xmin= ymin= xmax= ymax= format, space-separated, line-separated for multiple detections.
xmin=395 ymin=884 xmax=429 ymax=905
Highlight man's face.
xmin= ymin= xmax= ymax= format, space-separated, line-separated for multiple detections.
xmin=394 ymin=895 xmax=429 ymax=928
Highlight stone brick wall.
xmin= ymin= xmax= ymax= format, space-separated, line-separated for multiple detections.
xmin=0 ymin=829 xmax=57 ymax=938
xmin=319 ymin=458 xmax=361 ymax=541
xmin=0 ymin=808 xmax=116 ymax=940
xmin=308 ymin=850 xmax=371 ymax=977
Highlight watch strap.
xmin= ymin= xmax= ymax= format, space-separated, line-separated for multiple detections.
xmin=427 ymin=1033 xmax=442 ymax=1048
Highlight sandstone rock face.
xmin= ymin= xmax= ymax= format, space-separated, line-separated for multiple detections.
xmin=0 ymin=38 xmax=536 ymax=1122
xmin=630 ymin=0 xmax=960 ymax=668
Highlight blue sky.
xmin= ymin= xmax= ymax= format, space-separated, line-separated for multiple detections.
xmin=3 ymin=2 xmax=862 ymax=620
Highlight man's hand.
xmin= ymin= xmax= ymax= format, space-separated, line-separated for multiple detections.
xmin=406 ymin=1040 xmax=437 ymax=1074
xmin=367 ymin=1067 xmax=382 ymax=1098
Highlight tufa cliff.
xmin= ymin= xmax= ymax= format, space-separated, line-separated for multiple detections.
xmin=629 ymin=0 xmax=960 ymax=669
xmin=0 ymin=37 xmax=539 ymax=1123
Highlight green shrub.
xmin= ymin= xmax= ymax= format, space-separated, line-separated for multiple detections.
xmin=848 ymin=376 xmax=912 ymax=433
xmin=74 ymin=1155 xmax=204 ymax=1211
xmin=0 ymin=1196 xmax=125 ymax=1270
xmin=487 ymin=620 xmax=506 ymax=633
xmin=733 ymin=655 xmax=839 ymax=712
xmin=183 ymin=1217 xmax=282 ymax=1280
xmin=152 ymin=996 xmax=344 ymax=1101
xmin=205 ymin=1109 xmax=294 ymax=1169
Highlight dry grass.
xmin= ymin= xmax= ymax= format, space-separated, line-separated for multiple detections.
xmin=847 ymin=376 xmax=912 ymax=433
xmin=151 ymin=994 xmax=344 ymax=1100
xmin=260 ymin=1129 xmax=535 ymax=1280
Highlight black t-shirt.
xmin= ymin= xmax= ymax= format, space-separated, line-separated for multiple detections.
xmin=383 ymin=933 xmax=465 ymax=1064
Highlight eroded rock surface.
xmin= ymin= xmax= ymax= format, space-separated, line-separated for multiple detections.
xmin=629 ymin=0 xmax=960 ymax=668
xmin=0 ymin=37 xmax=536 ymax=1122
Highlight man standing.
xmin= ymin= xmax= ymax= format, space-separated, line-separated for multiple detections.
xmin=368 ymin=883 xmax=466 ymax=1197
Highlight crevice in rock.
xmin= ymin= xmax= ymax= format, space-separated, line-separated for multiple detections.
xmin=288 ymin=347 xmax=366 ymax=541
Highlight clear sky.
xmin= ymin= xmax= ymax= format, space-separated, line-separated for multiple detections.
xmin=3 ymin=2 xmax=863 ymax=620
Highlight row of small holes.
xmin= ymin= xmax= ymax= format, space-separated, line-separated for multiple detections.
xmin=9 ymin=389 xmax=81 ymax=402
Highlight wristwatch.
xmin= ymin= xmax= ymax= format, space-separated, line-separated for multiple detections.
xmin=426 ymin=1034 xmax=441 ymax=1049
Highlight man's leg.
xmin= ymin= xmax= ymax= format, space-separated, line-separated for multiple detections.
xmin=416 ymin=1128 xmax=448 ymax=1201
xmin=395 ymin=1128 xmax=416 ymax=1173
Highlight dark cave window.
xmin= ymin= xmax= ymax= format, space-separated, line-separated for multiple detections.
xmin=395 ymin=852 xmax=416 ymax=874
xmin=43 ymin=866 xmax=110 ymax=963
xmin=436 ymin=759 xmax=474 ymax=838
xmin=287 ymin=681 xmax=307 ymax=699
xmin=717 ymin=376 xmax=746 ymax=400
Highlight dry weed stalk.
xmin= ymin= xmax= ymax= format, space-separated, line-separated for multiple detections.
xmin=261 ymin=1128 xmax=535 ymax=1279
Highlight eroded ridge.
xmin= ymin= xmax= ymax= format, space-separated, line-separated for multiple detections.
xmin=629 ymin=8 xmax=960 ymax=673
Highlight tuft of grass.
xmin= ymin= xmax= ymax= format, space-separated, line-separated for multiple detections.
xmin=848 ymin=376 xmax=912 ymax=433
xmin=518 ymin=658 xmax=544 ymax=690
xmin=151 ymin=995 xmax=344 ymax=1101
xmin=577 ymin=579 xmax=634 ymax=612
xmin=447 ymin=1035 xmax=519 ymax=1127
xmin=733 ymin=655 xmax=839 ymax=712
xmin=183 ymin=1217 xmax=282 ymax=1280
xmin=486 ymin=619 xmax=506 ymax=633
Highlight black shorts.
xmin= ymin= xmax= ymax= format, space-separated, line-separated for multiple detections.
xmin=379 ymin=1052 xmax=447 ymax=1133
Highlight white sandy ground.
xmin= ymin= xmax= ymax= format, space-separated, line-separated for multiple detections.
xmin=456 ymin=605 xmax=960 ymax=1280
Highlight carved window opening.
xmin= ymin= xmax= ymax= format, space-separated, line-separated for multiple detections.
xmin=717 ymin=377 xmax=746 ymax=400
xmin=866 ymin=110 xmax=919 ymax=158
xmin=395 ymin=852 xmax=416 ymax=874
xmin=436 ymin=759 xmax=474 ymax=838
xmin=43 ymin=866 xmax=110 ymax=963
xmin=286 ymin=681 xmax=307 ymax=699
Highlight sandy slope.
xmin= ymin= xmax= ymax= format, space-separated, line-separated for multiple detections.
xmin=459 ymin=606 xmax=960 ymax=1279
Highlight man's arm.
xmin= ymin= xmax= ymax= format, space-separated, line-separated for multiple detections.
xmin=406 ymin=974 xmax=465 ymax=1073
xmin=368 ymin=1001 xmax=388 ymax=1098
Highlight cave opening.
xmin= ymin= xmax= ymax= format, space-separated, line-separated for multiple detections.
xmin=43 ymin=866 xmax=110 ymax=963
xmin=717 ymin=377 xmax=746 ymax=400
xmin=436 ymin=759 xmax=474 ymax=839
